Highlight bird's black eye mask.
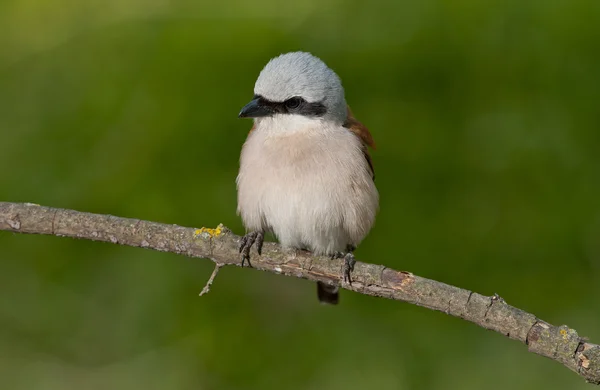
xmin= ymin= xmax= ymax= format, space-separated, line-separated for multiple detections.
xmin=253 ymin=94 xmax=327 ymax=117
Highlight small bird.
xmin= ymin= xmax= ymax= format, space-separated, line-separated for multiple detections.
xmin=236 ymin=52 xmax=379 ymax=304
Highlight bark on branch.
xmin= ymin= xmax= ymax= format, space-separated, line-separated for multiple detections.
xmin=0 ymin=201 xmax=598 ymax=384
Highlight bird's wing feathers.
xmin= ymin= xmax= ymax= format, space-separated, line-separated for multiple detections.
xmin=343 ymin=106 xmax=376 ymax=149
xmin=343 ymin=106 xmax=375 ymax=180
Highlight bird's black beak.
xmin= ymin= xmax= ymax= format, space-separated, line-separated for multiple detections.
xmin=238 ymin=97 xmax=272 ymax=118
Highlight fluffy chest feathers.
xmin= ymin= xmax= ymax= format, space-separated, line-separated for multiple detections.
xmin=236 ymin=117 xmax=378 ymax=255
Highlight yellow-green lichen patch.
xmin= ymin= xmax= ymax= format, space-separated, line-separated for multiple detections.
xmin=194 ymin=226 xmax=223 ymax=239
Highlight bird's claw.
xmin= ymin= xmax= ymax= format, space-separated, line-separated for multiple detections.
xmin=239 ymin=231 xmax=264 ymax=267
xmin=330 ymin=251 xmax=344 ymax=260
xmin=331 ymin=246 xmax=356 ymax=284
xmin=343 ymin=253 xmax=356 ymax=284
xmin=331 ymin=247 xmax=356 ymax=284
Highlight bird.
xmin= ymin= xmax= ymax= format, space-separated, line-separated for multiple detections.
xmin=236 ymin=51 xmax=379 ymax=304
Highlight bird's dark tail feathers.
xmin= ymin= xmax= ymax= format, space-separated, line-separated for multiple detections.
xmin=317 ymin=282 xmax=339 ymax=305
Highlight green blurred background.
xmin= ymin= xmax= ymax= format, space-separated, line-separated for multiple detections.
xmin=1 ymin=0 xmax=599 ymax=389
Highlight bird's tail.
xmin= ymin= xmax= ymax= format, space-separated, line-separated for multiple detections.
xmin=317 ymin=282 xmax=339 ymax=305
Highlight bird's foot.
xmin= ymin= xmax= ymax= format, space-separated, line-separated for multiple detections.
xmin=343 ymin=253 xmax=356 ymax=284
xmin=239 ymin=231 xmax=264 ymax=267
xmin=330 ymin=246 xmax=356 ymax=284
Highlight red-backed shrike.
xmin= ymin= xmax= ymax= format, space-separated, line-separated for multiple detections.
xmin=237 ymin=52 xmax=378 ymax=304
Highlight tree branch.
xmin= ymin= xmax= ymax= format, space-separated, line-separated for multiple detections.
xmin=1 ymin=201 xmax=599 ymax=384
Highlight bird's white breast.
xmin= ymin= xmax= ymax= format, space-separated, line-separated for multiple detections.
xmin=236 ymin=115 xmax=378 ymax=255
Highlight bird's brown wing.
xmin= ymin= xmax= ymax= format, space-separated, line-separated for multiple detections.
xmin=343 ymin=106 xmax=376 ymax=180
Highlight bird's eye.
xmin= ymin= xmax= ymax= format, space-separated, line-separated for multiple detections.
xmin=285 ymin=97 xmax=302 ymax=110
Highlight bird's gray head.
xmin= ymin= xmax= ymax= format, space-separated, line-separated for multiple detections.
xmin=238 ymin=52 xmax=347 ymax=124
